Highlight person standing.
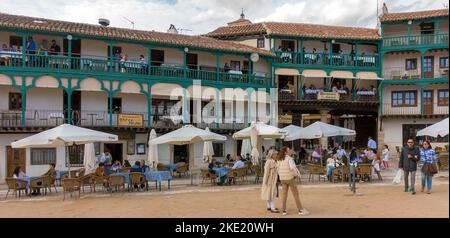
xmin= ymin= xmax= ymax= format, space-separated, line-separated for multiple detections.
xmin=367 ymin=136 xmax=377 ymax=151
xmin=49 ymin=40 xmax=61 ymax=55
xmin=420 ymin=141 xmax=437 ymax=194
xmin=381 ymin=145 xmax=390 ymax=169
xmin=261 ymin=149 xmax=280 ymax=213
xmin=277 ymin=146 xmax=309 ymax=216
xmin=399 ymin=139 xmax=420 ymax=195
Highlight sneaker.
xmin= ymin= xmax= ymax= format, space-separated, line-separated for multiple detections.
xmin=270 ymin=208 xmax=280 ymax=213
xmin=427 ymin=191 xmax=431 ymax=194
xmin=298 ymin=209 xmax=310 ymax=215
xmin=410 ymin=189 xmax=416 ymax=195
xmin=404 ymin=187 xmax=409 ymax=192
xmin=282 ymin=211 xmax=287 ymax=215
xmin=267 ymin=208 xmax=271 ymax=211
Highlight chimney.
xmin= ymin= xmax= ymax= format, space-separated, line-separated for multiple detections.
xmin=382 ymin=3 xmax=388 ymax=15
xmin=167 ymin=24 xmax=178 ymax=34
xmin=98 ymin=18 xmax=110 ymax=27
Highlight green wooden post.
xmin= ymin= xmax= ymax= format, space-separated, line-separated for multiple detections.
xmin=421 ymin=52 xmax=425 ymax=79
xmin=435 ymin=20 xmax=440 ymax=44
xmin=247 ymin=89 xmax=252 ymax=126
xmin=298 ymin=74 xmax=303 ymax=100
xmin=354 ymin=43 xmax=359 ymax=67
xmin=379 ymin=82 xmax=384 ymax=116
xmin=420 ymin=85 xmax=424 ymax=114
xmin=216 ymin=54 xmax=221 ymax=81
xmin=407 ymin=23 xmax=411 ymax=45
xmin=21 ymin=33 xmax=26 ymax=67
xmin=299 ymin=39 xmax=304 ymax=64
xmin=147 ymin=90 xmax=152 ymax=128
xmin=108 ymin=83 xmax=113 ymax=127
xmin=182 ymin=88 xmax=189 ymax=124
xmin=352 ymin=78 xmax=357 ymax=101
xmin=109 ymin=43 xmax=113 ymax=72
xmin=66 ymin=79 xmax=72 ymax=124
xmin=68 ymin=38 xmax=72 ymax=69
xmin=215 ymin=89 xmax=220 ymax=128
xmin=248 ymin=56 xmax=252 ymax=84
xmin=20 ymin=77 xmax=26 ymax=126
xmin=329 ymin=42 xmax=333 ymax=66
xmin=183 ymin=50 xmax=187 ymax=79
xmin=147 ymin=46 xmax=152 ymax=75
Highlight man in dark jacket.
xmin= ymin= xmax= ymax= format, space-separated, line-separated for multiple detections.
xmin=399 ymin=138 xmax=421 ymax=194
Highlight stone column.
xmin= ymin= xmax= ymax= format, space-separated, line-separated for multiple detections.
xmin=319 ymin=110 xmax=330 ymax=149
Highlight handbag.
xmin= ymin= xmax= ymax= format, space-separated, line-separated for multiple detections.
xmin=424 ymin=163 xmax=438 ymax=176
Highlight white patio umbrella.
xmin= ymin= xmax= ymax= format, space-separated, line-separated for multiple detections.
xmin=240 ymin=139 xmax=252 ymax=159
xmin=83 ymin=143 xmax=96 ymax=174
xmin=282 ymin=125 xmax=304 ymax=149
xmin=285 ymin=121 xmax=356 ymax=141
xmin=203 ymin=127 xmax=215 ymax=163
xmin=148 ymin=129 xmax=158 ymax=168
xmin=232 ymin=121 xmax=287 ymax=140
xmin=151 ymin=125 xmax=226 ymax=169
xmin=250 ymin=123 xmax=260 ymax=165
xmin=417 ymin=118 xmax=449 ymax=137
xmin=11 ymin=124 xmax=118 ymax=177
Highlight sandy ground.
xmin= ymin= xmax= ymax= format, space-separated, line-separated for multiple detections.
xmin=0 ymin=176 xmax=448 ymax=218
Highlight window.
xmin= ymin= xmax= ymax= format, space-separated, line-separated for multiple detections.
xmin=438 ymin=90 xmax=449 ymax=106
xmin=392 ymin=91 xmax=417 ymax=107
xmin=9 ymin=36 xmax=22 ymax=48
xmin=332 ymin=44 xmax=341 ymax=54
xmin=212 ymin=143 xmax=224 ymax=158
xmin=440 ymin=57 xmax=449 ymax=68
xmin=31 ymin=148 xmax=56 ymax=165
xmin=9 ymin=92 xmax=22 ymax=110
xmin=257 ymin=38 xmax=265 ymax=48
xmin=67 ymin=145 xmax=84 ymax=167
xmin=405 ymin=59 xmax=417 ymax=70
xmin=111 ymin=98 xmax=122 ymax=113
xmin=151 ymin=49 xmax=164 ymax=66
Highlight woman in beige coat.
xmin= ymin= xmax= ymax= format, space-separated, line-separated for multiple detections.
xmin=261 ymin=149 xmax=280 ymax=213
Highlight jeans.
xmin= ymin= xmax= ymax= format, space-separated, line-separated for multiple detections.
xmin=404 ymin=170 xmax=416 ymax=190
xmin=421 ymin=169 xmax=433 ymax=191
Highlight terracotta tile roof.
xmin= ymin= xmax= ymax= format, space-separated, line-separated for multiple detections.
xmin=0 ymin=12 xmax=274 ymax=57
xmin=227 ymin=18 xmax=253 ymax=26
xmin=206 ymin=23 xmax=267 ymax=38
xmin=206 ymin=21 xmax=380 ymax=40
xmin=380 ymin=9 xmax=449 ymax=22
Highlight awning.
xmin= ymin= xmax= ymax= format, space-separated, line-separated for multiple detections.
xmin=357 ymin=71 xmax=383 ymax=80
xmin=302 ymin=69 xmax=328 ymax=78
xmin=330 ymin=71 xmax=356 ymax=79
xmin=275 ymin=68 xmax=300 ymax=76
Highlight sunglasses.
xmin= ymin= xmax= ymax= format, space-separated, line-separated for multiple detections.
xmin=407 ymin=141 xmax=414 ymax=144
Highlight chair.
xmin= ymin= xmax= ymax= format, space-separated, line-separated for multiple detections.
xmin=62 ymin=178 xmax=81 ymax=200
xmin=108 ymin=175 xmax=126 ymax=193
xmin=357 ymin=164 xmax=372 ymax=182
xmin=252 ymin=165 xmax=263 ymax=184
xmin=129 ymin=172 xmax=147 ymax=191
xmin=296 ymin=165 xmax=302 ymax=183
xmin=307 ymin=164 xmax=326 ymax=182
xmin=340 ymin=165 xmax=350 ymax=182
xmin=200 ymin=169 xmax=218 ymax=186
xmin=42 ymin=175 xmax=57 ymax=194
xmin=5 ymin=178 xmax=28 ymax=199
xmin=174 ymin=163 xmax=189 ymax=177
xmin=331 ymin=166 xmax=344 ymax=183
xmin=30 ymin=176 xmax=47 ymax=196
xmin=235 ymin=167 xmax=248 ymax=184
xmin=79 ymin=174 xmax=96 ymax=193
xmin=438 ymin=153 xmax=449 ymax=171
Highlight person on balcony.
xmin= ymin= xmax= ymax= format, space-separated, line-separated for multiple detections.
xmin=26 ymin=36 xmax=36 ymax=54
xmin=49 ymin=40 xmax=61 ymax=55
xmin=223 ymin=63 xmax=231 ymax=73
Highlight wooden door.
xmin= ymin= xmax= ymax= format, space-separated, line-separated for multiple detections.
xmin=6 ymin=146 xmax=26 ymax=177
xmin=423 ymin=56 xmax=434 ymax=78
xmin=423 ymin=90 xmax=433 ymax=115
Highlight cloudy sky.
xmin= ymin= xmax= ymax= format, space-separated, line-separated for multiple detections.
xmin=0 ymin=0 xmax=447 ymax=34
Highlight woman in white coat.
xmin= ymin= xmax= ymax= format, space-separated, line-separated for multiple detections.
xmin=261 ymin=149 xmax=280 ymax=213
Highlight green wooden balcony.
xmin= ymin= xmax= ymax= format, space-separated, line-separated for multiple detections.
xmin=273 ymin=51 xmax=379 ymax=69
xmin=382 ymin=33 xmax=449 ymax=49
xmin=0 ymin=52 xmax=271 ymax=87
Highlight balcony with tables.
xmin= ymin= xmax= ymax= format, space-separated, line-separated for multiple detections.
xmin=382 ymin=33 xmax=449 ymax=51
xmin=0 ymin=52 xmax=271 ymax=88
xmin=382 ymin=103 xmax=449 ymax=117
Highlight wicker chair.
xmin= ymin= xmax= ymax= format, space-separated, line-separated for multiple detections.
xmin=129 ymin=172 xmax=147 ymax=191
xmin=201 ymin=169 xmax=217 ymax=186
xmin=108 ymin=175 xmax=126 ymax=193
xmin=174 ymin=164 xmax=189 ymax=177
xmin=357 ymin=164 xmax=372 ymax=182
xmin=30 ymin=176 xmax=47 ymax=196
xmin=70 ymin=168 xmax=85 ymax=178
xmin=62 ymin=178 xmax=81 ymax=200
xmin=341 ymin=165 xmax=350 ymax=182
xmin=91 ymin=175 xmax=107 ymax=192
xmin=307 ymin=164 xmax=326 ymax=182
xmin=5 ymin=178 xmax=28 ymax=199
xmin=235 ymin=167 xmax=249 ymax=184
xmin=80 ymin=174 xmax=96 ymax=193
xmin=252 ymin=165 xmax=263 ymax=184
xmin=42 ymin=175 xmax=57 ymax=194
xmin=438 ymin=153 xmax=449 ymax=171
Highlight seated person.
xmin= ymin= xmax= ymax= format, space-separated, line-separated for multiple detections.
xmin=123 ymin=160 xmax=132 ymax=168
xmin=364 ymin=148 xmax=376 ymax=164
xmin=112 ymin=160 xmax=122 ymax=171
xmin=95 ymin=163 xmax=109 ymax=189
xmin=311 ymin=146 xmax=322 ymax=164
xmin=244 ymin=153 xmax=251 ymax=162
xmin=232 ymin=156 xmax=245 ymax=170
xmin=12 ymin=166 xmax=26 ymax=179
xmin=140 ymin=160 xmax=150 ymax=173
xmin=43 ymin=163 xmax=56 ymax=177
xmin=130 ymin=161 xmax=143 ymax=173
xmin=224 ymin=154 xmax=232 ymax=163
xmin=208 ymin=159 xmax=227 ymax=186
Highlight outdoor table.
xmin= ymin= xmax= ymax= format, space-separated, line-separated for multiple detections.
xmin=113 ymin=172 xmax=130 ymax=184
xmin=144 ymin=171 xmax=172 ymax=191
xmin=23 ymin=176 xmax=40 ymax=190
xmin=168 ymin=163 xmax=178 ymax=171
xmin=212 ymin=167 xmax=228 ymax=178
xmin=49 ymin=112 xmax=64 ymax=126
xmin=305 ymin=89 xmax=323 ymax=94
xmin=357 ymin=91 xmax=375 ymax=96
xmin=337 ymin=90 xmax=347 ymax=94
xmin=280 ymin=89 xmax=292 ymax=94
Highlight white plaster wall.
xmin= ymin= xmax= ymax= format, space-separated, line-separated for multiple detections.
xmin=238 ymin=38 xmax=258 ymax=48
xmin=125 ymin=133 xmax=148 ymax=164
xmin=81 ymin=39 xmax=107 ymax=57
xmin=114 ymin=42 xmax=147 ymax=61
xmin=81 ymin=91 xmax=108 ymax=111
xmin=26 ymin=88 xmax=63 ymax=110
xmin=384 ymin=20 xmax=449 ymax=37
xmin=117 ymin=93 xmax=147 ymax=113
xmin=160 ymin=47 xmax=184 ymax=65
xmin=382 ymin=118 xmax=449 ymax=150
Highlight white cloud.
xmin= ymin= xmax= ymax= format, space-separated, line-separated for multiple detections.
xmin=0 ymin=0 xmax=447 ymax=35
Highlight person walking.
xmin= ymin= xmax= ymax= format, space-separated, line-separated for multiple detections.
xmin=277 ymin=146 xmax=309 ymax=216
xmin=381 ymin=145 xmax=390 ymax=169
xmin=399 ymin=138 xmax=420 ymax=195
xmin=261 ymin=149 xmax=280 ymax=213
xmin=420 ymin=140 xmax=438 ymax=194
xmin=367 ymin=136 xmax=377 ymax=151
